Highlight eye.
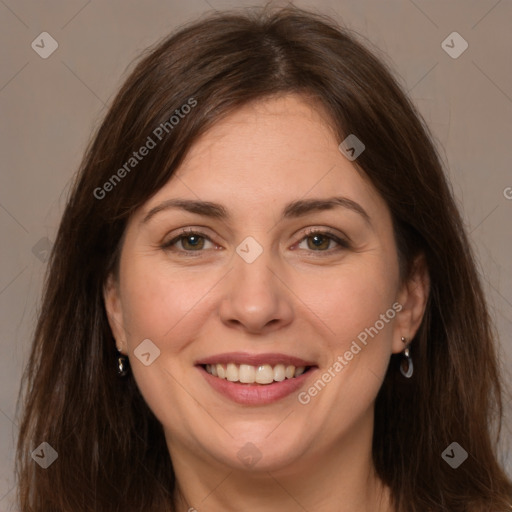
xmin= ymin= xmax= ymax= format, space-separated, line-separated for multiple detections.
xmin=161 ymin=227 xmax=350 ymax=256
xmin=295 ymin=228 xmax=350 ymax=252
xmin=161 ymin=229 xmax=217 ymax=252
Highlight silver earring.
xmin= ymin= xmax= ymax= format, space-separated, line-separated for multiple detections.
xmin=399 ymin=336 xmax=413 ymax=378
xmin=117 ymin=350 xmax=129 ymax=377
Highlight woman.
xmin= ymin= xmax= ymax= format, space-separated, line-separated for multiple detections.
xmin=15 ymin=5 xmax=512 ymax=511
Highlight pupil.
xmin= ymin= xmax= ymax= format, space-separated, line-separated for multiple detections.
xmin=183 ymin=234 xmax=203 ymax=250
xmin=309 ymin=234 xmax=328 ymax=250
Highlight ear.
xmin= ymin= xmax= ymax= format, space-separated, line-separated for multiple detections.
xmin=103 ymin=273 xmax=128 ymax=355
xmin=391 ymin=253 xmax=430 ymax=354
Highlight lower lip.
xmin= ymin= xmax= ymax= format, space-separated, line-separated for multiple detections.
xmin=198 ymin=366 xmax=316 ymax=405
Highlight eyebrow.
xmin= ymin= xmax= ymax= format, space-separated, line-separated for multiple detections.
xmin=141 ymin=196 xmax=372 ymax=226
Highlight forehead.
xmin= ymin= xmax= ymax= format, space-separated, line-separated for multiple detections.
xmin=138 ymin=94 xmax=389 ymax=225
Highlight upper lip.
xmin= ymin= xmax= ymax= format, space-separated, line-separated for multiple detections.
xmin=195 ymin=352 xmax=316 ymax=367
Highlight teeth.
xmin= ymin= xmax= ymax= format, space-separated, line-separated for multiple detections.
xmin=285 ymin=365 xmax=295 ymax=379
xmin=205 ymin=363 xmax=308 ymax=384
xmin=295 ymin=366 xmax=306 ymax=377
xmin=239 ymin=364 xmax=255 ymax=383
xmin=273 ymin=364 xmax=285 ymax=382
xmin=255 ymin=364 xmax=274 ymax=384
xmin=226 ymin=363 xmax=239 ymax=382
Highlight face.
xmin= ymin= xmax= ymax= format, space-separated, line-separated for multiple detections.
xmin=105 ymin=94 xmax=428 ymax=474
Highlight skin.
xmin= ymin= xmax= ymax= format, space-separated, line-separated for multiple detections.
xmin=104 ymin=93 xmax=429 ymax=512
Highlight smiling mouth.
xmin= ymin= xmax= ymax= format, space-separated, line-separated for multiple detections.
xmin=202 ymin=363 xmax=314 ymax=385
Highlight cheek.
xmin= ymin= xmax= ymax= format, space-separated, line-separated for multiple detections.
xmin=119 ymin=257 xmax=219 ymax=351
xmin=305 ymin=258 xmax=399 ymax=343
xmin=303 ymin=263 xmax=399 ymax=411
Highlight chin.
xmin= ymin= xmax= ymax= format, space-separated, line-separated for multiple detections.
xmin=203 ymin=428 xmax=309 ymax=472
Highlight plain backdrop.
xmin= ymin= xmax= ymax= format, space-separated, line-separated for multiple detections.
xmin=1 ymin=0 xmax=511 ymax=509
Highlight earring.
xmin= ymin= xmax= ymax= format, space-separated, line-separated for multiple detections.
xmin=116 ymin=350 xmax=129 ymax=377
xmin=399 ymin=336 xmax=413 ymax=378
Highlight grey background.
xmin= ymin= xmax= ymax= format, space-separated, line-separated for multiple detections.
xmin=1 ymin=0 xmax=511 ymax=509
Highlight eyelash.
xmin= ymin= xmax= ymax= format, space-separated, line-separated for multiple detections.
xmin=161 ymin=227 xmax=351 ymax=256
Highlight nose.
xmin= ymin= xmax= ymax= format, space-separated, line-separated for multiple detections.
xmin=218 ymin=247 xmax=294 ymax=335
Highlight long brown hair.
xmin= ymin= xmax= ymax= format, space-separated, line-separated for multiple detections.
xmin=15 ymin=5 xmax=512 ymax=511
